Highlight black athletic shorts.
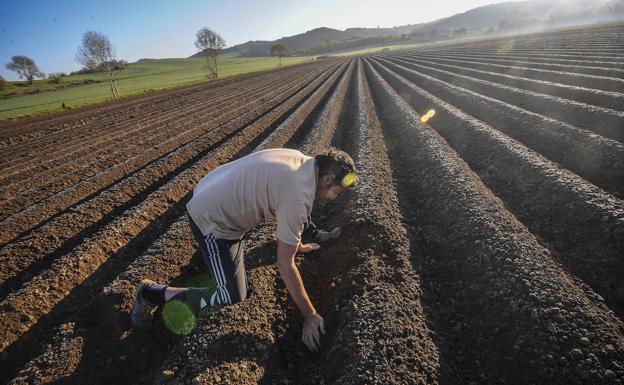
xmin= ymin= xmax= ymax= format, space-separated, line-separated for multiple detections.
xmin=187 ymin=212 xmax=248 ymax=305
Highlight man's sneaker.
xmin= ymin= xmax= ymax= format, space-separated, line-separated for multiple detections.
xmin=314 ymin=227 xmax=341 ymax=243
xmin=131 ymin=279 xmax=158 ymax=329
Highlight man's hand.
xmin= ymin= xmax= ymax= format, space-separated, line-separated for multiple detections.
xmin=298 ymin=243 xmax=320 ymax=254
xmin=276 ymin=240 xmax=321 ymax=351
xmin=302 ymin=313 xmax=325 ymax=352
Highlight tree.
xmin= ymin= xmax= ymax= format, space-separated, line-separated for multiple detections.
xmin=195 ymin=27 xmax=226 ymax=79
xmin=76 ymin=31 xmax=120 ymax=98
xmin=5 ymin=56 xmax=45 ymax=84
xmin=270 ymin=43 xmax=289 ymax=66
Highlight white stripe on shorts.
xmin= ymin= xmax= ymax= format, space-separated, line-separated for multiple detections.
xmin=204 ymin=235 xmax=228 ymax=305
xmin=208 ymin=234 xmax=232 ymax=304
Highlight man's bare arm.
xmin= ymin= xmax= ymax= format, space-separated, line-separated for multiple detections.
xmin=276 ymin=240 xmax=315 ymax=317
xmin=276 ymin=239 xmax=325 ymax=351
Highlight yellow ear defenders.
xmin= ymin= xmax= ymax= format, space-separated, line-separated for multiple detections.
xmin=341 ymin=171 xmax=358 ymax=188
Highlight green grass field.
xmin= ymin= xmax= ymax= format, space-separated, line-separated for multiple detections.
xmin=0 ymin=53 xmax=314 ymax=121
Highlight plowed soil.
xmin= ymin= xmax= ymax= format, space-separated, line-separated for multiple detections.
xmin=1 ymin=23 xmax=623 ymax=385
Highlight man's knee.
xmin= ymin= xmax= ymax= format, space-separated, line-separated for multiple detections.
xmin=220 ymin=283 xmax=246 ymax=305
xmin=227 ymin=294 xmax=246 ymax=305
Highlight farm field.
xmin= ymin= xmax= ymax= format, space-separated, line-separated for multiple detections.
xmin=0 ymin=23 xmax=623 ymax=384
xmin=0 ymin=54 xmax=314 ymax=121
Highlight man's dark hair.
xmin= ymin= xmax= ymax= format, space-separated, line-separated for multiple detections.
xmin=315 ymin=148 xmax=356 ymax=185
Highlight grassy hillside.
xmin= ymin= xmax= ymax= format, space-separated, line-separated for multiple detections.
xmin=0 ymin=53 xmax=312 ymax=121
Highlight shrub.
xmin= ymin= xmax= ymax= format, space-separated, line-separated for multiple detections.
xmin=72 ymin=59 xmax=128 ymax=74
xmin=47 ymin=72 xmax=65 ymax=84
xmin=0 ymin=76 xmax=16 ymax=91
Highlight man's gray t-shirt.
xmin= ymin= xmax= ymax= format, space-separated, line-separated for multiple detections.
xmin=186 ymin=148 xmax=317 ymax=246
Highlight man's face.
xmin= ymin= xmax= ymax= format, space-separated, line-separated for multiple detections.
xmin=316 ymin=174 xmax=349 ymax=201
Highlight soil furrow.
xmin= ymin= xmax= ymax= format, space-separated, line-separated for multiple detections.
xmin=0 ymin=66 xmax=310 ymax=178
xmin=0 ymin=80 xmax=243 ymax=168
xmin=0 ymin=75 xmax=259 ymax=163
xmin=425 ymin=51 xmax=624 ymax=68
xmin=364 ymin=57 xmax=624 ymax=384
xmin=0 ymin=63 xmax=321 ymax=168
xmin=412 ymin=46 xmax=624 ymax=61
xmin=427 ymin=49 xmax=624 ymax=61
xmin=386 ymin=55 xmax=624 ymax=142
xmin=400 ymin=51 xmax=624 ymax=98
xmin=449 ymin=51 xmax=624 ymax=73
xmin=256 ymin=61 xmax=349 ymax=151
xmin=299 ymin=60 xmax=356 ymax=154
xmin=370 ymin=57 xmax=624 ymax=318
xmin=5 ymin=215 xmax=197 ymax=385
xmin=283 ymin=60 xmax=356 ymax=150
xmin=0 ymin=68 xmax=307 ymax=192
xmin=457 ymin=47 xmax=624 ymax=53
xmin=395 ymin=53 xmax=624 ymax=111
xmin=417 ymin=47 xmax=624 ymax=59
xmin=372 ymin=56 xmax=624 ymax=197
xmin=414 ymin=52 xmax=624 ymax=77
xmin=401 ymin=53 xmax=624 ymax=95
xmin=0 ymin=62 xmax=318 ymax=146
xmin=0 ymin=69 xmax=309 ymax=218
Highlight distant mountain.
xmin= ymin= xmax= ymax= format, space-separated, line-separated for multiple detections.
xmin=190 ymin=0 xmax=624 ymax=58
xmin=417 ymin=0 xmax=624 ymax=31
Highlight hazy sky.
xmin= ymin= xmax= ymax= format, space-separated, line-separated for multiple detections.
xmin=0 ymin=0 xmax=513 ymax=80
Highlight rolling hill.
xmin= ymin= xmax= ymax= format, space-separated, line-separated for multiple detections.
xmin=190 ymin=0 xmax=624 ymax=57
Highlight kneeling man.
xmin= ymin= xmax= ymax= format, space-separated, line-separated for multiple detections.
xmin=131 ymin=148 xmax=357 ymax=352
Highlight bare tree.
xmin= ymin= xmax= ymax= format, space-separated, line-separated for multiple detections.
xmin=76 ymin=31 xmax=120 ymax=98
xmin=270 ymin=43 xmax=289 ymax=66
xmin=5 ymin=56 xmax=45 ymax=84
xmin=194 ymin=27 xmax=225 ymax=79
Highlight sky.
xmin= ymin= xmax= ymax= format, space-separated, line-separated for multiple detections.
xmin=0 ymin=0 xmax=513 ymax=80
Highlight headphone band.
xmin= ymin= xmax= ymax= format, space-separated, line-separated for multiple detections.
xmin=341 ymin=172 xmax=358 ymax=188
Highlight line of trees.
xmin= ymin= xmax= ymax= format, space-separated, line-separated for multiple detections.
xmin=6 ymin=25 xmax=299 ymax=100
xmin=6 ymin=26 xmax=229 ymax=99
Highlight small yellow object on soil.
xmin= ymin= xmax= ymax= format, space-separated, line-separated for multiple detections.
xmin=420 ymin=109 xmax=436 ymax=123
